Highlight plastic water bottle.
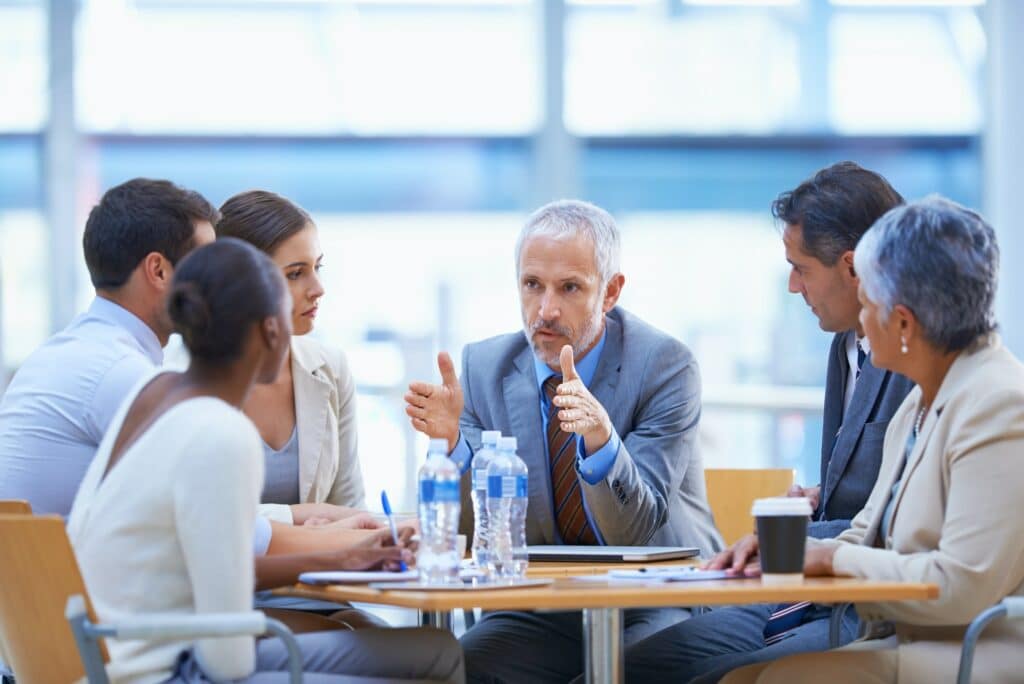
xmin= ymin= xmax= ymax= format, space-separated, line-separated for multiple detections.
xmin=417 ymin=438 xmax=461 ymax=585
xmin=486 ymin=436 xmax=529 ymax=580
xmin=471 ymin=430 xmax=502 ymax=572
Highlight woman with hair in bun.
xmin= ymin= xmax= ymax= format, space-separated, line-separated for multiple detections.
xmin=216 ymin=191 xmax=365 ymax=527
xmin=67 ymin=239 xmax=464 ymax=684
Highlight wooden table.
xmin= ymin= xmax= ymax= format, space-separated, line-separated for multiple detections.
xmin=279 ymin=572 xmax=938 ymax=684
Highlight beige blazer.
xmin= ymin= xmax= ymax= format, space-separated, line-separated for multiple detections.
xmin=813 ymin=336 xmax=1024 ymax=683
xmin=260 ymin=336 xmax=366 ymax=523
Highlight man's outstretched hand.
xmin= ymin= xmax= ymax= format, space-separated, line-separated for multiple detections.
xmin=405 ymin=351 xmax=463 ymax=451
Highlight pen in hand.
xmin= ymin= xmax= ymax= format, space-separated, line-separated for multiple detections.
xmin=380 ymin=490 xmax=408 ymax=572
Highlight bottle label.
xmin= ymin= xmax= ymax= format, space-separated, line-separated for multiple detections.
xmin=513 ymin=475 xmax=527 ymax=497
xmin=472 ymin=468 xmax=488 ymax=492
xmin=487 ymin=474 xmax=503 ymax=498
xmin=488 ymin=475 xmax=527 ymax=498
xmin=420 ymin=479 xmax=460 ymax=503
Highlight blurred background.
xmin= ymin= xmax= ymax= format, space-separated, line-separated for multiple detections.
xmin=1 ymin=0 xmax=1021 ymax=511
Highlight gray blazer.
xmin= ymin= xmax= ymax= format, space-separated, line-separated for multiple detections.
xmin=456 ymin=307 xmax=722 ymax=556
xmin=811 ymin=330 xmax=914 ymax=539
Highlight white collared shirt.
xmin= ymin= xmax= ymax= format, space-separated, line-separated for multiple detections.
xmin=843 ymin=333 xmax=871 ymax=417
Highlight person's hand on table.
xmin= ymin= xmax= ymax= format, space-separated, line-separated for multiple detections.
xmin=332 ymin=527 xmax=417 ymax=572
xmin=307 ymin=512 xmax=385 ymax=531
xmin=552 ymin=345 xmax=613 ymax=451
xmin=803 ymin=544 xmax=837 ymax=576
xmin=702 ymin=534 xmax=762 ymax=577
xmin=291 ymin=502 xmax=366 ymax=526
xmin=405 ymin=351 xmax=463 ymax=452
xmin=787 ymin=484 xmax=821 ymax=513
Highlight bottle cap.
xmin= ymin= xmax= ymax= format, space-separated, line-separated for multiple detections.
xmin=498 ymin=436 xmax=517 ymax=451
xmin=428 ymin=438 xmax=449 ymax=455
xmin=481 ymin=430 xmax=501 ymax=446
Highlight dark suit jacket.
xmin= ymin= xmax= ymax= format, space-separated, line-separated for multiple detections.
xmin=456 ymin=307 xmax=723 ymax=556
xmin=809 ymin=330 xmax=915 ymax=539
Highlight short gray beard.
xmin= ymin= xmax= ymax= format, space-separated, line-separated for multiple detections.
xmin=522 ymin=307 xmax=604 ymax=369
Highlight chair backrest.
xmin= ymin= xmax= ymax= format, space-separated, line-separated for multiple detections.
xmin=704 ymin=468 xmax=795 ymax=546
xmin=0 ymin=514 xmax=108 ymax=684
xmin=0 ymin=500 xmax=32 ymax=514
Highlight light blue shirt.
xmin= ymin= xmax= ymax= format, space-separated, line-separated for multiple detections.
xmin=449 ymin=330 xmax=622 ymax=540
xmin=0 ymin=296 xmax=275 ymax=557
xmin=0 ymin=297 xmax=162 ymax=516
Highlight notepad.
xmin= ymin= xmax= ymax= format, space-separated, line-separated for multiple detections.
xmin=607 ymin=568 xmax=737 ymax=581
xmin=527 ymin=545 xmax=699 ymax=562
xmin=368 ymin=578 xmax=553 ymax=591
xmin=298 ymin=570 xmax=420 ymax=585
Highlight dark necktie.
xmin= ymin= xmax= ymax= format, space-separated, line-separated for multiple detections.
xmin=544 ymin=375 xmax=597 ymax=545
xmin=765 ymin=340 xmax=869 ymax=643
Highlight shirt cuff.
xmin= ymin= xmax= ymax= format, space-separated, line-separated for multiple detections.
xmin=258 ymin=503 xmax=294 ymax=526
xmin=449 ymin=432 xmax=473 ymax=475
xmin=576 ymin=429 xmax=621 ymax=485
xmin=253 ymin=515 xmax=273 ymax=557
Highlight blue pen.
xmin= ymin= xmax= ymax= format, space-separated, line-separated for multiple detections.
xmin=380 ymin=490 xmax=408 ymax=572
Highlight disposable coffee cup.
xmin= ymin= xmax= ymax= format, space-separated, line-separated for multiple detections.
xmin=752 ymin=497 xmax=812 ymax=584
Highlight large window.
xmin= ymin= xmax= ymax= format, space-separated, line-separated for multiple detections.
xmin=1 ymin=0 xmax=987 ymax=510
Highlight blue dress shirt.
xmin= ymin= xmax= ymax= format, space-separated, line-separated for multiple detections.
xmin=449 ymin=330 xmax=622 ymax=540
xmin=0 ymin=297 xmax=274 ymax=557
xmin=0 ymin=297 xmax=162 ymax=516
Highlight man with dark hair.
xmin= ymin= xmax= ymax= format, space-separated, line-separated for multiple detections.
xmin=0 ymin=178 xmax=217 ymax=515
xmin=614 ymin=162 xmax=916 ymax=683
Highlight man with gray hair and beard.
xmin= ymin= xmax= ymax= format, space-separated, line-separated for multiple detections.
xmin=405 ymin=199 xmax=722 ymax=683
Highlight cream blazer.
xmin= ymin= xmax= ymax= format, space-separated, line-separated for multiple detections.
xmin=259 ymin=336 xmax=366 ymax=523
xmin=813 ymin=336 xmax=1024 ymax=684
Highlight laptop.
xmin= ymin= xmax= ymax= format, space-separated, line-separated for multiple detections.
xmin=527 ymin=545 xmax=700 ymax=563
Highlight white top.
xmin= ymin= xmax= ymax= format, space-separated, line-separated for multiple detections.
xmin=67 ymin=374 xmax=263 ymax=684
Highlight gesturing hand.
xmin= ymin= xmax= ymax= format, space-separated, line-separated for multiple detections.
xmin=552 ymin=345 xmax=613 ymax=451
xmin=405 ymin=351 xmax=463 ymax=451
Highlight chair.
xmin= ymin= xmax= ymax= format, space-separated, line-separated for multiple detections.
xmin=0 ymin=500 xmax=31 ymax=514
xmin=0 ymin=514 xmax=303 ymax=684
xmin=0 ymin=501 xmax=30 ymax=683
xmin=704 ymin=468 xmax=795 ymax=546
xmin=956 ymin=597 xmax=1024 ymax=684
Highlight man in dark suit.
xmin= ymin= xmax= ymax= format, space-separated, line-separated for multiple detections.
xmin=405 ymin=199 xmax=722 ymax=683
xmin=619 ymin=162 xmax=915 ymax=684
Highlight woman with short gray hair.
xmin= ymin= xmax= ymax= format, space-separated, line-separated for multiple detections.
xmin=720 ymin=196 xmax=1024 ymax=684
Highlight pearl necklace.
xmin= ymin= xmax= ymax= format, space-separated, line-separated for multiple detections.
xmin=913 ymin=406 xmax=928 ymax=437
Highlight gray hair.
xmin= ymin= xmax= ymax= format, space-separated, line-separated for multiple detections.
xmin=515 ymin=199 xmax=621 ymax=284
xmin=854 ymin=195 xmax=999 ymax=353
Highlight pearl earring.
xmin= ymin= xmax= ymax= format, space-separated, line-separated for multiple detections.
xmin=901 ymin=336 xmax=908 ymax=354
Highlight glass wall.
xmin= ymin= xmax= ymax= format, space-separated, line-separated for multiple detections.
xmin=0 ymin=0 xmax=986 ymax=509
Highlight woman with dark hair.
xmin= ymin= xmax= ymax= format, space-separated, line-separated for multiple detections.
xmin=216 ymin=191 xmax=365 ymax=526
xmin=67 ymin=239 xmax=464 ymax=683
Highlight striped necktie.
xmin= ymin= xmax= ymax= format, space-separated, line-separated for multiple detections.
xmin=544 ymin=375 xmax=597 ymax=545
xmin=856 ymin=340 xmax=867 ymax=380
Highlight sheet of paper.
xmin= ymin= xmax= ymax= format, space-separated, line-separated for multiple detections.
xmin=298 ymin=570 xmax=420 ymax=584
xmin=606 ymin=568 xmax=737 ymax=582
